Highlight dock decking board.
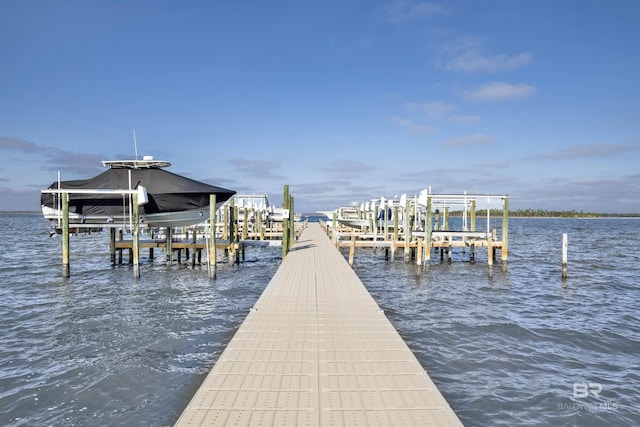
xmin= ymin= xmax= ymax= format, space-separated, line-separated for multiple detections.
xmin=174 ymin=223 xmax=463 ymax=427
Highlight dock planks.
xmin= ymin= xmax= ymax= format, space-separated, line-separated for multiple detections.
xmin=174 ymin=223 xmax=463 ymax=427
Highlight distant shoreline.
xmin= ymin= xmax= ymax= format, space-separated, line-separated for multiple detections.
xmin=0 ymin=211 xmax=42 ymax=215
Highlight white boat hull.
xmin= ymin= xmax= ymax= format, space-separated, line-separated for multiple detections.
xmin=42 ymin=205 xmax=217 ymax=228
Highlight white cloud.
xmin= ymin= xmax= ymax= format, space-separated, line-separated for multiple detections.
xmin=465 ymin=82 xmax=536 ymax=101
xmin=449 ymin=114 xmax=480 ymax=124
xmin=405 ymin=101 xmax=455 ymax=120
xmin=535 ymin=143 xmax=639 ymax=160
xmin=229 ymin=158 xmax=286 ymax=180
xmin=438 ymin=34 xmax=532 ymax=73
xmin=391 ymin=117 xmax=436 ymax=134
xmin=0 ymin=136 xmax=42 ymax=153
xmin=386 ymin=1 xmax=446 ymax=23
xmin=443 ymin=134 xmax=495 ymax=147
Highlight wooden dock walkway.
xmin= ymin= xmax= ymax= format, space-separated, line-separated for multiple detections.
xmin=174 ymin=222 xmax=463 ymax=427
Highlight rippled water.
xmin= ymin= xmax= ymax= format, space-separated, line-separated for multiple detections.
xmin=352 ymin=218 xmax=640 ymax=427
xmin=0 ymin=214 xmax=280 ymax=426
xmin=1 ymin=214 xmax=639 ymax=426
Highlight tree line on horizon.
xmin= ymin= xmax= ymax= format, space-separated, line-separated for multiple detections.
xmin=449 ymin=209 xmax=640 ymax=218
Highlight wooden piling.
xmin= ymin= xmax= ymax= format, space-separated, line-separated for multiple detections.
xmin=487 ymin=235 xmax=493 ymax=268
xmin=348 ymin=233 xmax=355 ymax=267
xmin=289 ymin=195 xmax=295 ymax=249
xmin=282 ymin=184 xmax=290 ymax=259
xmin=190 ymin=227 xmax=197 ymax=268
xmin=470 ymin=200 xmax=476 ymax=231
xmin=393 ymin=205 xmax=399 ymax=243
xmin=228 ymin=199 xmax=236 ymax=266
xmin=502 ymin=197 xmax=509 ymax=272
xmin=424 ymin=196 xmax=432 ymax=270
xmin=166 ymin=227 xmax=173 ymax=265
xmin=109 ymin=227 xmax=116 ymax=265
xmin=118 ymin=229 xmax=123 ymax=264
xmin=444 ymin=206 xmax=450 ymax=231
xmin=132 ymin=192 xmax=140 ymax=278
xmin=242 ymin=207 xmax=248 ymax=240
xmin=61 ymin=193 xmax=70 ymax=278
xmin=208 ymin=195 xmax=217 ymax=279
xmin=404 ymin=198 xmax=410 ymax=262
xmin=562 ymin=233 xmax=568 ymax=279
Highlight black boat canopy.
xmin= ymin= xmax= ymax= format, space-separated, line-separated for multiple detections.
xmin=41 ymin=167 xmax=235 ymax=218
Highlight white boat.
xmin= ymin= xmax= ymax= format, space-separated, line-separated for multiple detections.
xmin=41 ymin=156 xmax=235 ymax=228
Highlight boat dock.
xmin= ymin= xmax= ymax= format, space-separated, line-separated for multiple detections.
xmin=322 ymin=193 xmax=509 ymax=272
xmin=174 ymin=223 xmax=463 ymax=427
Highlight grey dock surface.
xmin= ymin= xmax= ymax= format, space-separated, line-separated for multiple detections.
xmin=174 ymin=223 xmax=463 ymax=427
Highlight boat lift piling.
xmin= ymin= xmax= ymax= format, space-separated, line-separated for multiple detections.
xmin=208 ymin=194 xmax=217 ymax=279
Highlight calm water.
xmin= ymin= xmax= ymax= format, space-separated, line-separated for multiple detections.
xmin=1 ymin=214 xmax=638 ymax=426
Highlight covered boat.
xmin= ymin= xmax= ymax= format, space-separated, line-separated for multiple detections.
xmin=41 ymin=157 xmax=235 ymax=227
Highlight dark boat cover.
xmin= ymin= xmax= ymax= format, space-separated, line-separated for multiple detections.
xmin=41 ymin=167 xmax=235 ymax=217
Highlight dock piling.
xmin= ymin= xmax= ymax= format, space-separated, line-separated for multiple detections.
xmin=208 ymin=195 xmax=217 ymax=279
xmin=132 ymin=192 xmax=140 ymax=278
xmin=61 ymin=193 xmax=70 ymax=278
xmin=562 ymin=233 xmax=568 ymax=279
xmin=502 ymin=197 xmax=509 ymax=272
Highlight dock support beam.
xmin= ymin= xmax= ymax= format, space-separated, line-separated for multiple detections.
xmin=61 ymin=193 xmax=70 ymax=278
xmin=282 ymin=184 xmax=290 ymax=259
xmin=166 ymin=227 xmax=173 ymax=265
xmin=208 ymin=195 xmax=217 ymax=279
xmin=423 ymin=196 xmax=432 ymax=271
xmin=562 ymin=233 xmax=568 ymax=280
xmin=132 ymin=192 xmax=140 ymax=278
xmin=502 ymin=197 xmax=509 ymax=272
xmin=487 ymin=235 xmax=493 ymax=276
xmin=109 ymin=228 xmax=116 ymax=265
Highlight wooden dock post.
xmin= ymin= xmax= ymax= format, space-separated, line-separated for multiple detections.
xmin=487 ymin=234 xmax=494 ymax=274
xmin=423 ymin=196 xmax=432 ymax=271
xmin=562 ymin=233 xmax=568 ymax=279
xmin=404 ymin=198 xmax=410 ymax=262
xmin=166 ymin=227 xmax=173 ymax=265
xmin=229 ymin=199 xmax=236 ymax=266
xmin=502 ymin=196 xmax=509 ymax=272
xmin=61 ymin=193 xmax=70 ymax=278
xmin=470 ymin=199 xmax=476 ymax=264
xmin=348 ymin=233 xmax=355 ymax=267
xmin=109 ymin=228 xmax=116 ymax=265
xmin=282 ymin=184 xmax=290 ymax=259
xmin=444 ymin=206 xmax=450 ymax=231
xmin=242 ymin=207 xmax=248 ymax=240
xmin=190 ymin=227 xmax=197 ymax=267
xmin=132 ymin=192 xmax=140 ymax=278
xmin=288 ymin=195 xmax=295 ymax=249
xmin=384 ymin=201 xmax=389 ymax=241
xmin=257 ymin=210 xmax=265 ymax=240
xmin=208 ymin=195 xmax=217 ymax=279
xmin=470 ymin=200 xmax=476 ymax=231
xmin=118 ymin=229 xmax=123 ymax=264
xmin=393 ymin=205 xmax=399 ymax=244
xmin=223 ymin=204 xmax=229 ymax=241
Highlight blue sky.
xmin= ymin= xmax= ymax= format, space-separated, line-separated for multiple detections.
xmin=1 ymin=0 xmax=639 ymax=213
